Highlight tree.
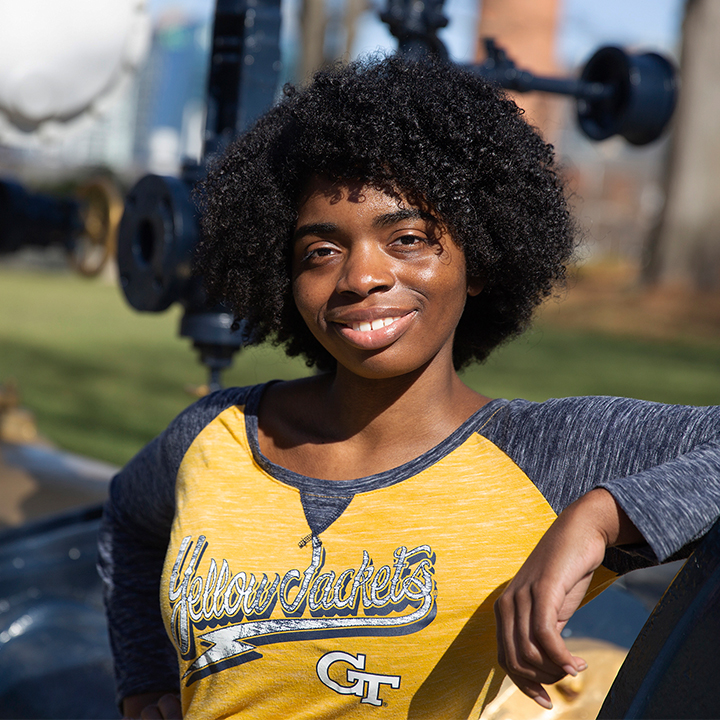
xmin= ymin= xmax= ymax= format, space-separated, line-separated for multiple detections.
xmin=644 ymin=0 xmax=720 ymax=289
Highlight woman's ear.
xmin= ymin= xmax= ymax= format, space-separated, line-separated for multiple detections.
xmin=467 ymin=277 xmax=484 ymax=297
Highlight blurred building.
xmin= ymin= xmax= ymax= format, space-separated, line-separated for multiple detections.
xmin=133 ymin=11 xmax=211 ymax=176
xmin=477 ymin=0 xmax=564 ymax=138
xmin=558 ymin=119 xmax=669 ymax=266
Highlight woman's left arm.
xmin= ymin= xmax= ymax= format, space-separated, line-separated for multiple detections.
xmin=492 ymin=398 xmax=720 ymax=565
xmin=489 ymin=398 xmax=720 ymax=708
xmin=494 ymin=487 xmax=642 ymax=709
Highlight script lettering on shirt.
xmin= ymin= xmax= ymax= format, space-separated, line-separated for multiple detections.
xmin=166 ymin=535 xmax=437 ymax=682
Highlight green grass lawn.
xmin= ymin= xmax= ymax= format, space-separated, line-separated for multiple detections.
xmin=2 ymin=266 xmax=720 ymax=466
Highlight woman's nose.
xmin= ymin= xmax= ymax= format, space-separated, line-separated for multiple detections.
xmin=336 ymin=244 xmax=394 ymax=297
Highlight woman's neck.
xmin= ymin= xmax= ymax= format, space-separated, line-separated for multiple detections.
xmin=257 ymin=356 xmax=490 ymax=480
xmin=323 ymin=361 xmax=485 ymax=446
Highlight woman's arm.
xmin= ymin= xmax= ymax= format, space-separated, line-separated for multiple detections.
xmin=486 ymin=398 xmax=720 ymax=707
xmin=98 ymin=464 xmax=180 ymax=708
xmin=487 ymin=397 xmax=720 ymax=565
xmin=98 ymin=387 xmax=252 ymax=710
xmin=494 ymin=487 xmax=643 ymax=709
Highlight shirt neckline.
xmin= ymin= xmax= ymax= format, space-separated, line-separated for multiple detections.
xmin=243 ymin=382 xmax=509 ymax=496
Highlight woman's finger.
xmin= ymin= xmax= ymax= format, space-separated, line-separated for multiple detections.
xmin=156 ymin=694 xmax=182 ymax=720
xmin=505 ymin=672 xmax=555 ymax=710
xmin=495 ymin=588 xmax=566 ymax=685
xmin=528 ymin=582 xmax=584 ymax=676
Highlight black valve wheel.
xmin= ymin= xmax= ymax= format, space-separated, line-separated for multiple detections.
xmin=117 ymin=175 xmax=199 ymax=312
xmin=578 ymin=46 xmax=678 ymax=146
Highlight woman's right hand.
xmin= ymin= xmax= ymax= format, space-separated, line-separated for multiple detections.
xmin=122 ymin=692 xmax=182 ymax=719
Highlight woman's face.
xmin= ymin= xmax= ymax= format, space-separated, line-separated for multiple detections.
xmin=291 ymin=176 xmax=482 ymax=380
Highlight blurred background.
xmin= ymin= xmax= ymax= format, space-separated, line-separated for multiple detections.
xmin=1 ymin=0 xmax=719 ymax=475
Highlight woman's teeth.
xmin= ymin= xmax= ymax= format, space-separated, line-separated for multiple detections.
xmin=351 ymin=317 xmax=400 ymax=332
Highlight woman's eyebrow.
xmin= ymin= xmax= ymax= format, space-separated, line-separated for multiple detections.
xmin=373 ymin=208 xmax=434 ymax=227
xmin=293 ymin=222 xmax=338 ymax=241
xmin=293 ymin=209 xmax=434 ymax=241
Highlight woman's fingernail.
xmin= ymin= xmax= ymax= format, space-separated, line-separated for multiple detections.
xmin=563 ymin=664 xmax=577 ymax=677
xmin=573 ymin=655 xmax=588 ymax=671
xmin=534 ymin=695 xmax=553 ymax=710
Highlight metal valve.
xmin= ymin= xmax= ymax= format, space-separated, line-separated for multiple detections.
xmin=577 ymin=46 xmax=677 ymax=145
xmin=472 ymin=38 xmax=677 ymax=146
xmin=116 ymin=0 xmax=282 ymax=392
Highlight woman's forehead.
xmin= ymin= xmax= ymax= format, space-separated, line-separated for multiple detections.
xmin=298 ymin=175 xmax=433 ymax=218
xmin=296 ymin=181 xmax=443 ymax=236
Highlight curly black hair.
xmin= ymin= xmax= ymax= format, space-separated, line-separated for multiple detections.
xmin=195 ymin=54 xmax=575 ymax=371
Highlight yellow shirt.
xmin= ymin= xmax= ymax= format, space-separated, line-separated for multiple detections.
xmin=160 ymin=401 xmax=614 ymax=719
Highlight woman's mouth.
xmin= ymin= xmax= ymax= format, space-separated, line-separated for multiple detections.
xmin=331 ymin=312 xmax=416 ymax=350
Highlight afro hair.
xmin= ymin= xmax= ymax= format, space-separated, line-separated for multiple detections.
xmin=195 ymin=54 xmax=575 ymax=370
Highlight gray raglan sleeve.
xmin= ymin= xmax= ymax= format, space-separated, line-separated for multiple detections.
xmin=97 ymin=387 xmax=250 ymax=707
xmin=483 ymin=397 xmax=720 ymax=570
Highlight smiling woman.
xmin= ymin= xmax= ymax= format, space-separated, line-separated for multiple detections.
xmin=291 ymin=177 xmax=481 ymax=377
xmin=99 ymin=56 xmax=720 ymax=720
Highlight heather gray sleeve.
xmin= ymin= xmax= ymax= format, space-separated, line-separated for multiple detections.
xmin=97 ymin=386 xmax=251 ymax=707
xmin=482 ymin=397 xmax=720 ymax=569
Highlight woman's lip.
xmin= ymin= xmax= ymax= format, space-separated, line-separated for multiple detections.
xmin=331 ymin=311 xmax=417 ymax=350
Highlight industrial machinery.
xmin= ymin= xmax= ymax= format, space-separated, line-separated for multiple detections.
xmin=0 ymin=176 xmax=123 ymax=276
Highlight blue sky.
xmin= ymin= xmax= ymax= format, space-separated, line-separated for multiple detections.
xmin=559 ymin=0 xmax=684 ymax=66
xmin=147 ymin=0 xmax=686 ymax=69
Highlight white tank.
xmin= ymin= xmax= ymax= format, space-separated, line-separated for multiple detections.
xmin=0 ymin=0 xmax=150 ymax=133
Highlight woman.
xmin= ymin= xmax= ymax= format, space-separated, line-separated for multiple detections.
xmin=99 ymin=56 xmax=720 ymax=719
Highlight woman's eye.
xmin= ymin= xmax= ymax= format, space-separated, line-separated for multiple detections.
xmin=392 ymin=234 xmax=426 ymax=247
xmin=302 ymin=245 xmax=336 ymax=261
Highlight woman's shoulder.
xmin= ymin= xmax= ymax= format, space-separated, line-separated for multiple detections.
xmin=108 ymin=384 xmax=270 ymax=532
xmin=118 ymin=383 xmax=267 ymax=482
xmin=491 ymin=395 xmax=720 ymax=428
xmin=480 ymin=395 xmax=720 ymax=461
xmin=169 ymin=383 xmax=265 ymax=430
